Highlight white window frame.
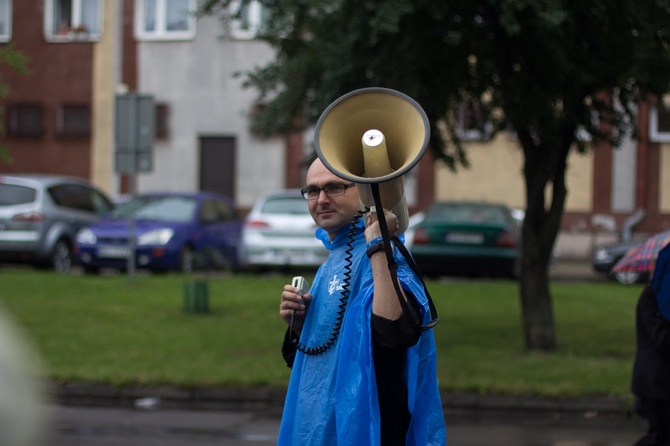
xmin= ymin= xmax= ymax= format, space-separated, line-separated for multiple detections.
xmin=0 ymin=0 xmax=12 ymax=42
xmin=135 ymin=0 xmax=196 ymax=41
xmin=649 ymin=104 xmax=670 ymax=143
xmin=229 ymin=0 xmax=267 ymax=40
xmin=44 ymin=0 xmax=103 ymax=43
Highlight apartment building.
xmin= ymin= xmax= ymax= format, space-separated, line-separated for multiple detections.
xmin=1 ymin=0 xmax=669 ymax=258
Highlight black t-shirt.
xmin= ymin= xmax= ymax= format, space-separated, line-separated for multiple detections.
xmin=631 ymin=285 xmax=670 ymax=400
xmin=282 ymin=304 xmax=421 ymax=446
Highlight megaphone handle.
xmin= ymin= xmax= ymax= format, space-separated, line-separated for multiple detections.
xmin=367 ymin=205 xmax=378 ymax=224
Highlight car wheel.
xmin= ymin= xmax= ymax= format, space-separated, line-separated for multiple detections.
xmin=52 ymin=240 xmax=73 ymax=274
xmin=613 ymin=270 xmax=641 ymax=285
xmin=179 ymin=246 xmax=195 ymax=274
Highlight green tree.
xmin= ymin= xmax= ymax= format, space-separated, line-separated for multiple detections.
xmin=200 ymin=0 xmax=670 ymax=350
xmin=0 ymin=44 xmax=30 ymax=165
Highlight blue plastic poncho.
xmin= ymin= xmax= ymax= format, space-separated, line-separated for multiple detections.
xmin=278 ymin=219 xmax=447 ymax=445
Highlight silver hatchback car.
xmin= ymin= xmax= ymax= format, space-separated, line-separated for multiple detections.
xmin=240 ymin=189 xmax=328 ymax=270
xmin=0 ymin=174 xmax=114 ymax=273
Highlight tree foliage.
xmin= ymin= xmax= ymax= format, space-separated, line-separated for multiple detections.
xmin=200 ymin=0 xmax=670 ymax=350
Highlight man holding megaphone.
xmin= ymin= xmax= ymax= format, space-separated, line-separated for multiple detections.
xmin=277 ymin=153 xmax=446 ymax=444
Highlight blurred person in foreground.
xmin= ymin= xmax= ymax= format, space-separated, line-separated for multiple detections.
xmin=278 ymin=159 xmax=446 ymax=445
xmin=632 ymin=258 xmax=670 ymax=446
xmin=0 ymin=305 xmax=47 ymax=446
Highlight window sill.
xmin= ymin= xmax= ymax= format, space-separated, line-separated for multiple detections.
xmin=46 ymin=34 xmax=101 ymax=43
xmin=135 ymin=33 xmax=196 ymax=42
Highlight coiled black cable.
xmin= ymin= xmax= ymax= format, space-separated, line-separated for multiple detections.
xmin=293 ymin=209 xmax=367 ymax=356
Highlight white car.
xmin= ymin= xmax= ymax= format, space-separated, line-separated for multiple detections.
xmin=402 ymin=211 xmax=426 ymax=250
xmin=240 ymin=189 xmax=328 ymax=270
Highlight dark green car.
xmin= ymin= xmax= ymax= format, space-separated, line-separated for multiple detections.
xmin=409 ymin=201 xmax=521 ymax=278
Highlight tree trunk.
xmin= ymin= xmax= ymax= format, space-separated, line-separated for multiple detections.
xmin=520 ymin=249 xmax=555 ymax=350
xmin=518 ymin=132 xmax=571 ymax=351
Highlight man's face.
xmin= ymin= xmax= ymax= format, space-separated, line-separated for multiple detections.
xmin=304 ymin=160 xmax=361 ymax=238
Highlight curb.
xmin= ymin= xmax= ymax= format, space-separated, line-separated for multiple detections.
xmin=47 ymin=381 xmax=632 ymax=417
xmin=47 ymin=381 xmax=286 ymax=411
xmin=440 ymin=391 xmax=631 ymax=416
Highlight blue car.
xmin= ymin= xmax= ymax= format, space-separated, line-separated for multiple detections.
xmin=74 ymin=192 xmax=242 ymax=274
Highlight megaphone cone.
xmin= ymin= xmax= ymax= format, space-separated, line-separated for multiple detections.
xmin=314 ymin=88 xmax=430 ymax=234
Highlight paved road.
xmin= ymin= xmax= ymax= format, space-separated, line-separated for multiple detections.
xmin=41 ymin=403 xmax=646 ymax=446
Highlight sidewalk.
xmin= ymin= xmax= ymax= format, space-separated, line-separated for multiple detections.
xmin=549 ymin=258 xmax=604 ymax=282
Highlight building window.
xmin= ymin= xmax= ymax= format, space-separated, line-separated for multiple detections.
xmin=229 ymin=0 xmax=269 ymax=40
xmin=45 ymin=0 xmax=103 ymax=42
xmin=135 ymin=0 xmax=196 ymax=41
xmin=8 ymin=103 xmax=44 ymax=137
xmin=650 ymin=104 xmax=670 ymax=143
xmin=454 ymin=100 xmax=493 ymax=141
xmin=0 ymin=0 xmax=12 ymax=42
xmin=57 ymin=104 xmax=91 ymax=137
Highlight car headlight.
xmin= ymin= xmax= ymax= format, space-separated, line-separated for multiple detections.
xmin=76 ymin=228 xmax=97 ymax=245
xmin=594 ymin=248 xmax=611 ymax=262
xmin=137 ymin=228 xmax=174 ymax=246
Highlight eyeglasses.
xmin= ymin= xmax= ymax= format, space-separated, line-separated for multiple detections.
xmin=300 ymin=183 xmax=356 ymax=200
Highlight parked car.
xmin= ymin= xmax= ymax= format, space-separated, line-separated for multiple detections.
xmin=401 ymin=211 xmax=425 ymax=250
xmin=592 ymin=239 xmax=647 ymax=284
xmin=75 ymin=192 xmax=242 ymax=274
xmin=409 ymin=201 xmax=521 ymax=278
xmin=240 ymin=189 xmax=328 ymax=270
xmin=0 ymin=174 xmax=114 ymax=273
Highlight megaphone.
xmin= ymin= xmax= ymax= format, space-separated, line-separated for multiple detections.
xmin=314 ymin=87 xmax=430 ymax=235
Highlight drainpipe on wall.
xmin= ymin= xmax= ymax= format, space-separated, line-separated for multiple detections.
xmin=620 ymin=208 xmax=646 ymax=243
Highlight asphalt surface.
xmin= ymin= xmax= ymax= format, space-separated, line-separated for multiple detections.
xmin=42 ymin=403 xmax=646 ymax=446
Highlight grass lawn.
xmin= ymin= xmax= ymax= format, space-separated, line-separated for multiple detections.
xmin=0 ymin=269 xmax=643 ymax=401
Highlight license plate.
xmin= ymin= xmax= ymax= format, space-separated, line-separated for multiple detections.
xmin=274 ymin=249 xmax=306 ymax=258
xmin=446 ymin=233 xmax=484 ymax=244
xmin=98 ymin=245 xmax=131 ymax=258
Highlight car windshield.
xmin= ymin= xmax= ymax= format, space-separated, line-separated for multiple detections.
xmin=0 ymin=184 xmax=36 ymax=206
xmin=110 ymin=196 xmax=197 ymax=222
xmin=261 ymin=196 xmax=309 ymax=215
xmin=427 ymin=203 xmax=507 ymax=223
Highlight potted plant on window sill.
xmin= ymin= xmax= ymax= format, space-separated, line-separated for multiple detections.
xmin=71 ymin=25 xmax=89 ymax=40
